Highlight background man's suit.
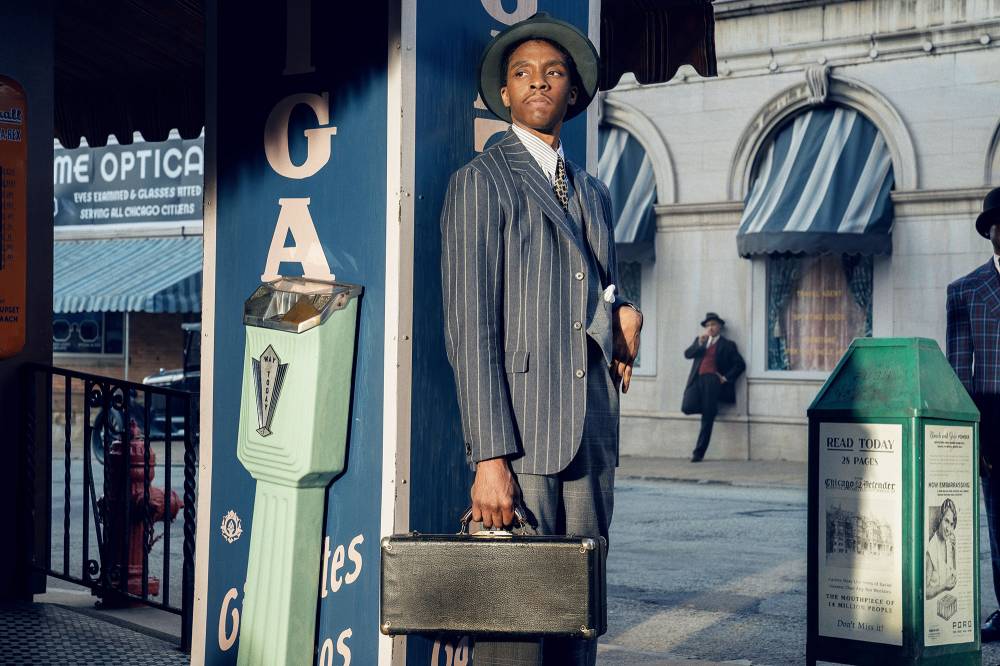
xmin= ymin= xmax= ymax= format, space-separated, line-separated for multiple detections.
xmin=947 ymin=257 xmax=1000 ymax=611
xmin=682 ymin=336 xmax=745 ymax=460
xmin=441 ymin=129 xmax=623 ymax=665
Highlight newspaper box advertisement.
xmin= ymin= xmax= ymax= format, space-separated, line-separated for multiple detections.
xmin=923 ymin=424 xmax=975 ymax=646
xmin=818 ymin=422 xmax=903 ymax=646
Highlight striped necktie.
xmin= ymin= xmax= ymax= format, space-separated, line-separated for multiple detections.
xmin=553 ymin=156 xmax=569 ymax=210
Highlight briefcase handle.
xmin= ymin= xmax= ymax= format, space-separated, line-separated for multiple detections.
xmin=458 ymin=504 xmax=533 ymax=535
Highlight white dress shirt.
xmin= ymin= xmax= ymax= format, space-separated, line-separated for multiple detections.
xmin=511 ymin=123 xmax=564 ymax=186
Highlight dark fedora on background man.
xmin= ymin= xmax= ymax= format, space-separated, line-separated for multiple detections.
xmin=440 ymin=12 xmax=642 ymax=666
xmin=947 ymin=186 xmax=1000 ymax=642
xmin=682 ymin=312 xmax=745 ymax=462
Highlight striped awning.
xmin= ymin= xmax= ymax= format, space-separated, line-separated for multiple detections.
xmin=598 ymin=125 xmax=657 ymax=252
xmin=736 ymin=106 xmax=895 ymax=257
xmin=54 ymin=236 xmax=202 ymax=313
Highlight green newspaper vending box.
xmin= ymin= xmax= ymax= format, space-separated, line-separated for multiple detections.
xmin=235 ymin=277 xmax=362 ymax=666
xmin=807 ymin=338 xmax=980 ymax=665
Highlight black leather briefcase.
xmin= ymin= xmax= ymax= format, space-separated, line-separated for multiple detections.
xmin=379 ymin=509 xmax=607 ymax=639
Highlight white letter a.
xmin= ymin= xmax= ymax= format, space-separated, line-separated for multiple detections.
xmin=261 ymin=198 xmax=335 ymax=282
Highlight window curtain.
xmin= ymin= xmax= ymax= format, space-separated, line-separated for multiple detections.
xmin=842 ymin=255 xmax=874 ymax=337
xmin=766 ymin=255 xmax=802 ymax=371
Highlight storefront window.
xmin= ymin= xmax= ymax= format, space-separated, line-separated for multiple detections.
xmin=53 ymin=312 xmax=123 ymax=355
xmin=766 ymin=254 xmax=872 ymax=371
xmin=618 ymin=260 xmax=641 ymax=310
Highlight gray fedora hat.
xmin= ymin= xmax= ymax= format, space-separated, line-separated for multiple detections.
xmin=478 ymin=12 xmax=599 ymax=123
xmin=976 ymin=187 xmax=1000 ymax=239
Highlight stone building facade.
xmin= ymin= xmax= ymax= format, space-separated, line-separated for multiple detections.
xmin=607 ymin=0 xmax=1000 ymax=461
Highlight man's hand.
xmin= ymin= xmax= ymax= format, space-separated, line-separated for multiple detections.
xmin=611 ymin=306 xmax=642 ymax=393
xmin=716 ymin=372 xmax=728 ymax=384
xmin=471 ymin=457 xmax=519 ymax=529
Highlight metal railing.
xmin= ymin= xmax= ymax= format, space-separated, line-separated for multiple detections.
xmin=23 ymin=363 xmax=198 ymax=652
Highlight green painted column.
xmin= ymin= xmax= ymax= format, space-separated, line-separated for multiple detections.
xmin=807 ymin=338 xmax=980 ymax=666
xmin=235 ymin=279 xmax=361 ymax=666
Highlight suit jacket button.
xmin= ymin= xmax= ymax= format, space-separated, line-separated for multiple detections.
xmin=573 ymin=321 xmax=582 ymax=330
xmin=575 ymin=369 xmax=585 ymax=378
xmin=574 ymin=271 xmax=584 ymax=281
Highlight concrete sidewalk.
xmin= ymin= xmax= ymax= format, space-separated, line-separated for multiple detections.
xmin=618 ymin=455 xmax=806 ymax=489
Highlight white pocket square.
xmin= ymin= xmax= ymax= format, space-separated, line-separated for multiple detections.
xmin=603 ymin=284 xmax=616 ymax=303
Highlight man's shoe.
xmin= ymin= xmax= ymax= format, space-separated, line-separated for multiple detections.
xmin=690 ymin=454 xmax=703 ymax=463
xmin=982 ymin=609 xmax=1000 ymax=643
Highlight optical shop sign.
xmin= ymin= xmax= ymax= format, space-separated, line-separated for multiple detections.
xmin=53 ymin=135 xmax=204 ymax=225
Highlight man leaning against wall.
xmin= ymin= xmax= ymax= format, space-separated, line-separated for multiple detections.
xmin=681 ymin=312 xmax=745 ymax=462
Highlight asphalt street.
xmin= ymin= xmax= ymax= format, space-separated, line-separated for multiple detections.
xmin=601 ymin=478 xmax=1000 ymax=665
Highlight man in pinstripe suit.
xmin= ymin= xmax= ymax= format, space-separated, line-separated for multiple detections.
xmin=440 ymin=13 xmax=642 ymax=665
xmin=946 ymin=186 xmax=1000 ymax=642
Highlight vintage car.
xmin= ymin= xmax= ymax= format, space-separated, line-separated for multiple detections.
xmin=141 ymin=321 xmax=201 ymax=441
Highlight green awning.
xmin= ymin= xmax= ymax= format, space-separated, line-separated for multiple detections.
xmin=54 ymin=236 xmax=202 ymax=313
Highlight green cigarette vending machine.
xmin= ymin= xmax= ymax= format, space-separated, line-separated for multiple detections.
xmin=807 ymin=337 xmax=980 ymax=665
xmin=235 ymin=277 xmax=362 ymax=666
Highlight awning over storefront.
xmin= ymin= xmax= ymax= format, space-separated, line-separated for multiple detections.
xmin=736 ymin=106 xmax=895 ymax=257
xmin=54 ymin=236 xmax=202 ymax=314
xmin=598 ymin=125 xmax=657 ymax=252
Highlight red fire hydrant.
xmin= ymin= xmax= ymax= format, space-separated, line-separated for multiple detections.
xmin=101 ymin=419 xmax=183 ymax=599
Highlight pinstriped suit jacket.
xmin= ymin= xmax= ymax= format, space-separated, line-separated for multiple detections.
xmin=441 ymin=129 xmax=623 ymax=475
xmin=947 ymin=258 xmax=1000 ymax=395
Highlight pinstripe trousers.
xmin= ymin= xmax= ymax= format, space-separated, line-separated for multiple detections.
xmin=474 ymin=339 xmax=618 ymax=666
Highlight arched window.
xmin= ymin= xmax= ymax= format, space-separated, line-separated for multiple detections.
xmin=598 ymin=124 xmax=657 ymax=259
xmin=988 ymin=118 xmax=1000 ymax=186
xmin=598 ymin=123 xmax=658 ymax=373
xmin=736 ymin=106 xmax=895 ymax=372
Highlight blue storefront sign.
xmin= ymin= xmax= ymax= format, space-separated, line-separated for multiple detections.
xmin=203 ymin=3 xmax=387 ymax=665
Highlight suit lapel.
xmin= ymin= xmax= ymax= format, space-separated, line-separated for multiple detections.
xmin=973 ymin=258 xmax=1000 ymax=319
xmin=499 ymin=131 xmax=588 ymax=257
xmin=568 ymin=161 xmax=611 ymax=285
